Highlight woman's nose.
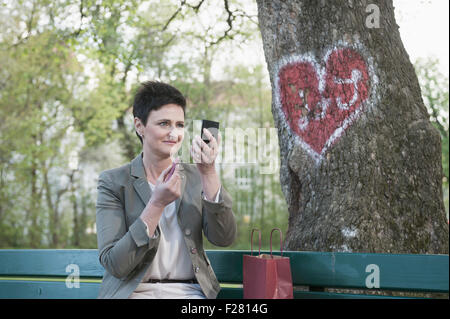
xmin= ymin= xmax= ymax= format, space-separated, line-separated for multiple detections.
xmin=169 ymin=127 xmax=181 ymax=139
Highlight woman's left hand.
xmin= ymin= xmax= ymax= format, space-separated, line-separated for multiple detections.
xmin=191 ymin=128 xmax=221 ymax=176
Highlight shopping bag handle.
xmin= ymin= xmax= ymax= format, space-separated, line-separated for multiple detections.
xmin=270 ymin=228 xmax=283 ymax=258
xmin=250 ymin=229 xmax=261 ymax=256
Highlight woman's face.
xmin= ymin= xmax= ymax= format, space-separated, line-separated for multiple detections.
xmin=135 ymin=103 xmax=185 ymax=159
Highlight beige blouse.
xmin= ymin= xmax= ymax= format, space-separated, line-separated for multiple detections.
xmin=141 ymin=181 xmax=220 ymax=281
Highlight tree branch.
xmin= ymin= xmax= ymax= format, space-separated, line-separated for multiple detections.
xmin=162 ymin=0 xmax=206 ymax=32
xmin=73 ymin=0 xmax=86 ymax=37
xmin=205 ymin=0 xmax=235 ymax=47
xmin=162 ymin=0 xmax=186 ymax=32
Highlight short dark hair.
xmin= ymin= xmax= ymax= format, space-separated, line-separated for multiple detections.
xmin=132 ymin=81 xmax=186 ymax=144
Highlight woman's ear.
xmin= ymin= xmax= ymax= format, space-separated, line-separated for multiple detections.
xmin=134 ymin=117 xmax=144 ymax=136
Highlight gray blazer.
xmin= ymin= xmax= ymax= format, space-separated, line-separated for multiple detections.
xmin=95 ymin=153 xmax=237 ymax=299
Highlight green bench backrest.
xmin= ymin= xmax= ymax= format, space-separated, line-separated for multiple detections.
xmin=0 ymin=249 xmax=448 ymax=299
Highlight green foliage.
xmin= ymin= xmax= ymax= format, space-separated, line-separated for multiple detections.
xmin=1 ymin=0 xmax=286 ymax=250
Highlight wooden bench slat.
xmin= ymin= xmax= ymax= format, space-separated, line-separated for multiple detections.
xmin=217 ymin=287 xmax=243 ymax=299
xmin=0 ymin=249 xmax=448 ymax=294
xmin=292 ymin=291 xmax=409 ymax=299
xmin=0 ymin=281 xmax=410 ymax=299
xmin=290 ymin=251 xmax=448 ymax=292
xmin=0 ymin=249 xmax=103 ymax=277
xmin=0 ymin=280 xmax=100 ymax=299
xmin=214 ymin=288 xmax=408 ymax=299
xmin=207 ymin=250 xmax=449 ymax=292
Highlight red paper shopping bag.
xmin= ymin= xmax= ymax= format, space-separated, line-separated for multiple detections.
xmin=243 ymin=228 xmax=294 ymax=299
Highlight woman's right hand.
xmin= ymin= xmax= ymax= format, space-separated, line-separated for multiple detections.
xmin=149 ymin=159 xmax=182 ymax=208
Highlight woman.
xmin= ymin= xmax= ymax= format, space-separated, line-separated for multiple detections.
xmin=96 ymin=81 xmax=237 ymax=299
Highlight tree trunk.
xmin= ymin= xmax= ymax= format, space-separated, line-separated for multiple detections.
xmin=42 ymin=165 xmax=58 ymax=248
xmin=256 ymin=0 xmax=448 ymax=253
xmin=28 ymin=158 xmax=39 ymax=248
xmin=72 ymin=192 xmax=79 ymax=247
xmin=71 ymin=172 xmax=80 ymax=247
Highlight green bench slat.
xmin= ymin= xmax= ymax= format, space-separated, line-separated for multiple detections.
xmin=0 ymin=249 xmax=103 ymax=277
xmin=207 ymin=250 xmax=449 ymax=292
xmin=216 ymin=288 xmax=409 ymax=299
xmin=287 ymin=251 xmax=449 ymax=293
xmin=0 ymin=250 xmax=448 ymax=294
xmin=215 ymin=288 xmax=405 ymax=299
xmin=292 ymin=291 xmax=408 ymax=299
xmin=0 ymin=280 xmax=100 ymax=299
xmin=0 ymin=281 xmax=417 ymax=299
xmin=217 ymin=287 xmax=243 ymax=299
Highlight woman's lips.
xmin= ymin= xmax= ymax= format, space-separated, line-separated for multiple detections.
xmin=163 ymin=141 xmax=177 ymax=144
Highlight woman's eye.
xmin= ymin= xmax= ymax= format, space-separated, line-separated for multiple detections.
xmin=158 ymin=121 xmax=183 ymax=128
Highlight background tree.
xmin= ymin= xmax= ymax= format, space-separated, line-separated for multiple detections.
xmin=0 ymin=14 xmax=85 ymax=247
xmin=0 ymin=0 xmax=288 ymax=249
xmin=256 ymin=0 xmax=448 ymax=253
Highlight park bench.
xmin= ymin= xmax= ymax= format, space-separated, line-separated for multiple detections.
xmin=0 ymin=249 xmax=448 ymax=299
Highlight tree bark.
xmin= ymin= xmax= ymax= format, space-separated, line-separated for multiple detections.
xmin=256 ymin=0 xmax=448 ymax=253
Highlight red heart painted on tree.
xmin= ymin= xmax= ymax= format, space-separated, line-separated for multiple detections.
xmin=277 ymin=48 xmax=370 ymax=158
